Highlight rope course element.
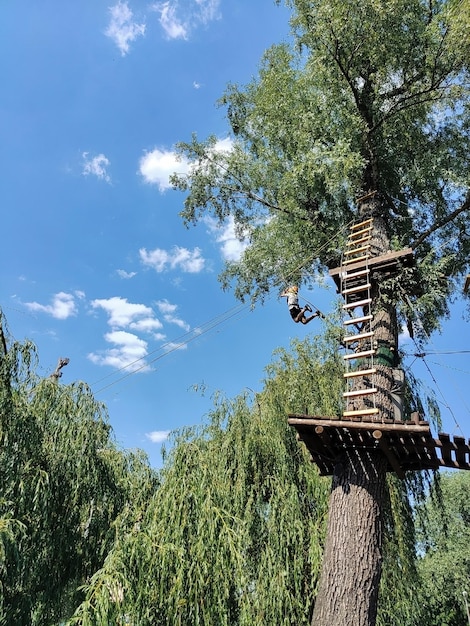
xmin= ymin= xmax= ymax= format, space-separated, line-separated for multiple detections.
xmin=92 ymin=219 xmax=356 ymax=395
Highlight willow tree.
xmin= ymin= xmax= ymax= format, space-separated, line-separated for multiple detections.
xmin=415 ymin=471 xmax=470 ymax=625
xmin=68 ymin=333 xmax=338 ymax=626
xmin=67 ymin=331 xmax=424 ymax=625
xmin=0 ymin=313 xmax=157 ymax=626
xmin=170 ymin=1 xmax=470 ymax=624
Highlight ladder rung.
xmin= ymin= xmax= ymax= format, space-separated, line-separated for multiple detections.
xmin=343 ymin=387 xmax=377 ymax=398
xmin=348 ymin=226 xmax=373 ymax=239
xmin=343 ymin=298 xmax=372 ymax=309
xmin=342 ymin=255 xmax=369 ymax=265
xmin=345 ymin=244 xmax=371 ymax=254
xmin=343 ymin=315 xmax=373 ymax=326
xmin=343 ymin=331 xmax=374 ymax=342
xmin=342 ymin=283 xmax=371 ymax=295
xmin=342 ymin=268 xmax=370 ymax=280
xmin=343 ymin=408 xmax=379 ymax=417
xmin=343 ymin=349 xmax=376 ymax=360
xmin=351 ymin=218 xmax=373 ymax=230
xmin=347 ymin=235 xmax=371 ymax=246
xmin=344 ymin=368 xmax=377 ymax=378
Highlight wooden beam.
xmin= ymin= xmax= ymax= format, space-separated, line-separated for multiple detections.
xmin=287 ymin=416 xmax=431 ymax=433
xmin=330 ymin=248 xmax=414 ymax=280
xmin=465 ymin=274 xmax=470 ymax=293
xmin=373 ymin=430 xmax=405 ymax=479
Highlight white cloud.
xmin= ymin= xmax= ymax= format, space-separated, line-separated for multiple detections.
xmin=156 ymin=299 xmax=177 ymax=315
xmin=146 ymin=430 xmax=171 ymax=443
xmin=399 ymin=323 xmax=411 ymax=345
xmin=139 ymin=247 xmax=168 ymax=272
xmin=170 ymin=246 xmax=205 ymax=272
xmin=90 ymin=296 xmax=154 ymax=328
xmin=155 ymin=1 xmax=188 ymax=39
xmin=129 ymin=318 xmax=163 ymax=333
xmin=151 ymin=0 xmax=220 ymax=40
xmin=82 ymin=152 xmax=111 ymax=183
xmin=116 ymin=269 xmax=137 ymax=279
xmin=164 ymin=341 xmax=188 ymax=351
xmin=88 ymin=330 xmax=149 ymax=372
xmin=140 ymin=246 xmax=205 ymax=273
xmin=195 ymin=0 xmax=221 ymax=22
xmin=105 ymin=1 xmax=146 ymax=56
xmin=205 ymin=215 xmax=249 ymax=262
xmin=138 ymin=138 xmax=231 ymax=190
xmin=164 ymin=316 xmax=190 ymax=331
xmin=25 ymin=292 xmax=78 ymax=319
xmin=156 ymin=299 xmax=190 ymax=331
xmin=139 ymin=148 xmax=189 ymax=190
xmin=212 ymin=137 xmax=232 ymax=153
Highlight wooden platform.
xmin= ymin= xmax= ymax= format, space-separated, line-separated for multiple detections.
xmin=329 ymin=248 xmax=414 ymax=293
xmin=288 ymin=414 xmax=470 ymax=478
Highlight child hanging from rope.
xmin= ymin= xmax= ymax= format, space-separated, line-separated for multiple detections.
xmin=280 ymin=286 xmax=320 ymax=324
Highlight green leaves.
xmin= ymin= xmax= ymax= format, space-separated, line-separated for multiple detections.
xmin=415 ymin=471 xmax=470 ymax=626
xmin=171 ymin=0 xmax=470 ymax=327
xmin=0 ymin=318 xmax=157 ymax=625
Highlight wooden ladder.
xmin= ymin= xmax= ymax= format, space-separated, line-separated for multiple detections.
xmin=341 ymin=218 xmax=378 ymax=419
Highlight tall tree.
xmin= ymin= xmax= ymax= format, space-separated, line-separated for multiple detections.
xmin=415 ymin=471 xmax=470 ymax=626
xmin=170 ymin=1 xmax=470 ymax=624
xmin=68 ymin=333 xmax=337 ymax=626
xmin=68 ymin=331 xmax=425 ymax=625
xmin=0 ymin=313 xmax=157 ymax=625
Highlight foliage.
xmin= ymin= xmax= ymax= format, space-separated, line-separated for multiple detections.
xmin=66 ymin=331 xmax=434 ymax=625
xmin=68 ymin=335 xmax=336 ymax=625
xmin=0 ymin=313 xmax=157 ymax=626
xmin=415 ymin=471 xmax=470 ymax=626
xmin=171 ymin=0 xmax=470 ymax=336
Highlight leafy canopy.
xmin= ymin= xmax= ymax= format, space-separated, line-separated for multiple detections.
xmin=171 ymin=0 xmax=470 ymax=335
xmin=0 ymin=313 xmax=157 ymax=626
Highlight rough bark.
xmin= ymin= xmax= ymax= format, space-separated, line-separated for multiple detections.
xmin=311 ymin=451 xmax=387 ymax=626
xmin=312 ymin=196 xmax=397 ymax=626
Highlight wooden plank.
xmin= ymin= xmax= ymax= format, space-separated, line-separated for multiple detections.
xmin=348 ymin=226 xmax=373 ymax=238
xmin=373 ymin=430 xmax=405 ymax=478
xmin=342 ymin=283 xmax=372 ymax=295
xmin=344 ymin=367 xmax=377 ymax=378
xmin=315 ymin=424 xmax=332 ymax=446
xmin=330 ymin=248 xmax=414 ymax=278
xmin=351 ymin=218 xmax=373 ymax=230
xmin=347 ymin=234 xmax=371 ymax=245
xmin=343 ymin=408 xmax=379 ymax=417
xmin=342 ymin=254 xmax=369 ymax=265
xmin=345 ymin=244 xmax=371 ymax=255
xmin=343 ymin=297 xmax=372 ymax=309
xmin=343 ymin=331 xmax=374 ymax=342
xmin=437 ymin=433 xmax=454 ymax=465
xmin=343 ymin=314 xmax=373 ymax=326
xmin=454 ymin=436 xmax=469 ymax=467
xmin=342 ymin=268 xmax=370 ymax=280
xmin=343 ymin=349 xmax=376 ymax=359
xmin=343 ymin=387 xmax=377 ymax=398
xmin=288 ymin=415 xmax=432 ymax=433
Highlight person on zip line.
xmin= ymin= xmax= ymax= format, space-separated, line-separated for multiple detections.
xmin=280 ymin=285 xmax=320 ymax=324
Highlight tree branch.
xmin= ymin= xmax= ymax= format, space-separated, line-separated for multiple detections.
xmin=411 ymin=193 xmax=470 ymax=250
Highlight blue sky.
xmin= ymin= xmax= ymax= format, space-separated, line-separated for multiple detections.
xmin=2 ymin=0 xmax=469 ymax=469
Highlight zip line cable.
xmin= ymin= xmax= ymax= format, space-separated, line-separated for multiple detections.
xmin=92 ymin=302 xmax=249 ymax=395
xmin=91 ymin=221 xmax=356 ymax=396
xmin=401 ymin=289 xmax=468 ymax=435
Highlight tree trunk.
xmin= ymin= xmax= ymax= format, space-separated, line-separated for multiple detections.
xmin=311 ymin=451 xmax=387 ymax=626
xmin=312 ymin=196 xmax=397 ymax=626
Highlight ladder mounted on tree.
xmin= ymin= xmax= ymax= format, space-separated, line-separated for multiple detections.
xmin=340 ymin=218 xmax=378 ymax=420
